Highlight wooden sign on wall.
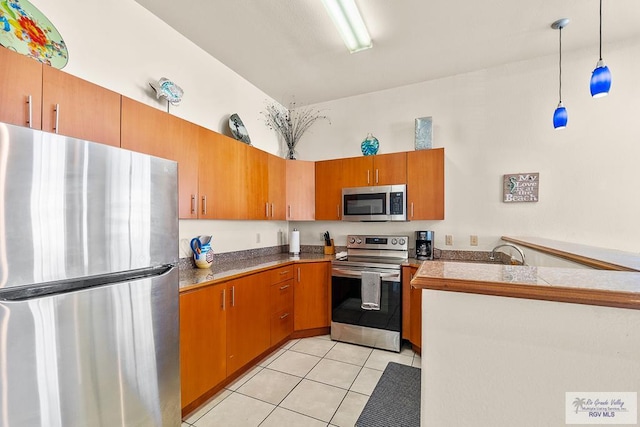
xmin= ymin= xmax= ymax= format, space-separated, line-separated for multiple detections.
xmin=503 ymin=173 xmax=539 ymax=203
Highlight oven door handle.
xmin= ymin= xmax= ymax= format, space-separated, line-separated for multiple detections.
xmin=332 ymin=269 xmax=400 ymax=280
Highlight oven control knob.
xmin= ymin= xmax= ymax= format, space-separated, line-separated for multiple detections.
xmin=399 ymin=238 xmax=406 ymax=245
xmin=355 ymin=238 xmax=362 ymax=244
xmin=391 ymin=238 xmax=398 ymax=245
xmin=349 ymin=237 xmax=356 ymax=244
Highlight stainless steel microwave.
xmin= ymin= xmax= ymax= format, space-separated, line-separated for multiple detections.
xmin=342 ymin=185 xmax=407 ymax=221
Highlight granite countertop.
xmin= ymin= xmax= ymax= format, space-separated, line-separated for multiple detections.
xmin=179 ymin=253 xmax=332 ymax=292
xmin=412 ymin=260 xmax=640 ymax=310
xmin=502 ymin=236 xmax=640 ymax=271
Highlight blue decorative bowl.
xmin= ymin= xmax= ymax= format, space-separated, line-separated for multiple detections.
xmin=361 ymin=133 xmax=379 ymax=156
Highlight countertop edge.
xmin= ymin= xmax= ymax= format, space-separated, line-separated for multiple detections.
xmin=179 ymin=256 xmax=332 ymax=293
xmin=411 ymin=266 xmax=640 ymax=311
xmin=501 ymin=236 xmax=640 ymax=272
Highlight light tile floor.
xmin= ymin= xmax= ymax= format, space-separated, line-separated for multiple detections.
xmin=182 ymin=335 xmax=421 ymax=427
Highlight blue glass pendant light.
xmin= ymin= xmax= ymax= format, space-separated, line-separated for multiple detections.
xmin=551 ymin=19 xmax=569 ymax=129
xmin=590 ymin=0 xmax=611 ymax=98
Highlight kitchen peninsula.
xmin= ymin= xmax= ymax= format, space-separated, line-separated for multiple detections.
xmin=411 ymin=249 xmax=640 ymax=426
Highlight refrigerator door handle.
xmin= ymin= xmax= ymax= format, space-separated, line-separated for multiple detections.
xmin=0 ymin=265 xmax=175 ymax=301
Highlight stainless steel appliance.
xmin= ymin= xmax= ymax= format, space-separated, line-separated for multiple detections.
xmin=341 ymin=185 xmax=407 ymax=222
xmin=0 ymin=122 xmax=180 ymax=426
xmin=331 ymin=234 xmax=408 ymax=352
xmin=416 ymin=230 xmax=434 ymax=260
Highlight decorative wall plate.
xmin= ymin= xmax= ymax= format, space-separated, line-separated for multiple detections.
xmin=149 ymin=78 xmax=184 ymax=105
xmin=0 ymin=0 xmax=68 ymax=68
xmin=229 ymin=113 xmax=251 ymax=145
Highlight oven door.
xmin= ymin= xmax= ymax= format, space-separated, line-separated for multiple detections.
xmin=331 ymin=267 xmax=401 ymax=332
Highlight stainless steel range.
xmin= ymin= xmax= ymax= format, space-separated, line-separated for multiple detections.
xmin=331 ymin=234 xmax=409 ymax=352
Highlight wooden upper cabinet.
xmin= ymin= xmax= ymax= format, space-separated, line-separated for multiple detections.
xmin=42 ymin=66 xmax=121 ymax=147
xmin=268 ymin=155 xmax=286 ymax=220
xmin=373 ymin=152 xmax=407 ymax=185
xmin=0 ymin=47 xmax=42 ymax=129
xmin=315 ymin=159 xmax=343 ymax=220
xmin=121 ymin=97 xmax=199 ymax=219
xmin=407 ymin=148 xmax=445 ymax=220
xmin=286 ymin=160 xmax=315 ymax=220
xmin=199 ymin=131 xmax=242 ymax=219
xmin=243 ymin=146 xmax=269 ymax=220
xmin=339 ymin=156 xmax=371 ymax=187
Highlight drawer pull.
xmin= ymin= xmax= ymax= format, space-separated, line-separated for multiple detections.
xmin=280 ymin=312 xmax=290 ymax=320
xmin=279 ymin=270 xmax=290 ymax=275
xmin=279 ymin=284 xmax=290 ymax=290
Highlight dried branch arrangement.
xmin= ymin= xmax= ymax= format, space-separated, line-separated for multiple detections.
xmin=262 ymin=101 xmax=330 ymax=159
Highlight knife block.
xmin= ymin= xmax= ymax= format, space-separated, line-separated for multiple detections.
xmin=324 ymin=239 xmax=335 ymax=255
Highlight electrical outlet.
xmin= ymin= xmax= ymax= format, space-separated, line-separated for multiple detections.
xmin=470 ymin=235 xmax=478 ymax=246
xmin=445 ymin=235 xmax=453 ymax=246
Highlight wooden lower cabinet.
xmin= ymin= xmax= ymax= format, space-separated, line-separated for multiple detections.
xmin=226 ymin=273 xmax=271 ymax=376
xmin=179 ymin=283 xmax=227 ymax=409
xmin=402 ymin=265 xmax=421 ymax=350
xmin=294 ymin=262 xmax=330 ymax=331
xmin=270 ymin=279 xmax=294 ymax=345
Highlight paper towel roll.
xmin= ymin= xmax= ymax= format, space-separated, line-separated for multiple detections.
xmin=290 ymin=229 xmax=300 ymax=255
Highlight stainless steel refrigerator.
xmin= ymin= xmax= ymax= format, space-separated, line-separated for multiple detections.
xmin=0 ymin=122 xmax=180 ymax=426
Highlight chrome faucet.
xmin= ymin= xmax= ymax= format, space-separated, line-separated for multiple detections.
xmin=489 ymin=243 xmax=526 ymax=265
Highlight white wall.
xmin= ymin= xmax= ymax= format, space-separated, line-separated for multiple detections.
xmin=31 ymin=0 xmax=640 ymax=257
xmin=421 ymin=290 xmax=640 ymax=426
xmin=31 ymin=0 xmax=294 ymax=256
xmin=298 ymin=37 xmax=640 ymax=254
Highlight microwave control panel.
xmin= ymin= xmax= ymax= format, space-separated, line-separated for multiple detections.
xmin=390 ymin=192 xmax=404 ymax=215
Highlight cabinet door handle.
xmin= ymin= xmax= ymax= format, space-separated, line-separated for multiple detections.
xmin=53 ymin=103 xmax=60 ymax=133
xmin=271 ymin=203 xmax=274 ymax=218
xmin=297 ymin=267 xmax=301 ymax=283
xmin=280 ymin=312 xmax=290 ymax=320
xmin=221 ymin=289 xmax=226 ymax=310
xmin=279 ymin=284 xmax=290 ymax=290
xmin=191 ymin=195 xmax=196 ymax=215
xmin=202 ymin=196 xmax=207 ymax=215
xmin=337 ymin=204 xmax=340 ymax=219
xmin=266 ymin=202 xmax=269 ymax=218
xmin=26 ymin=95 xmax=32 ymax=128
xmin=288 ymin=205 xmax=292 ymax=219
xmin=376 ymin=169 xmax=379 ymax=184
xmin=367 ymin=170 xmax=370 ymax=184
xmin=411 ymin=202 xmax=414 ymax=218
xmin=231 ymin=285 xmax=235 ymax=307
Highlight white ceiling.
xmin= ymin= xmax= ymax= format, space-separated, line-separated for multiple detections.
xmin=135 ymin=0 xmax=640 ymax=106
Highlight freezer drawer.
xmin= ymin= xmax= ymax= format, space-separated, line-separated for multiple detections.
xmin=0 ymin=267 xmax=180 ymax=427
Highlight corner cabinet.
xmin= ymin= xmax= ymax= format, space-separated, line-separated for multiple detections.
xmin=294 ymin=262 xmax=331 ymax=331
xmin=407 ymin=148 xmax=445 ymax=220
xmin=286 ymin=160 xmax=315 ymax=220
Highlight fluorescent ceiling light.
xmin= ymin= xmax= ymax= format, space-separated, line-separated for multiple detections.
xmin=321 ymin=0 xmax=372 ymax=53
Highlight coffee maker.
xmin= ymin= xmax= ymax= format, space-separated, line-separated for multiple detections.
xmin=415 ymin=231 xmax=434 ymax=260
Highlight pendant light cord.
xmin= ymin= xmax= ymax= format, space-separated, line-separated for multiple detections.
xmin=598 ymin=0 xmax=603 ymax=60
xmin=559 ymin=26 xmax=563 ymax=103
